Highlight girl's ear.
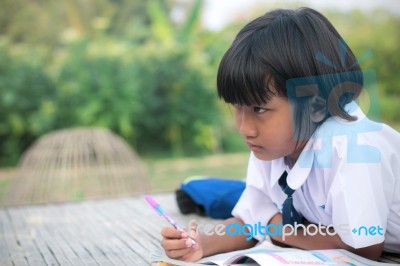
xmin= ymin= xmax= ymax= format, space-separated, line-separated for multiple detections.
xmin=309 ymin=95 xmax=326 ymax=123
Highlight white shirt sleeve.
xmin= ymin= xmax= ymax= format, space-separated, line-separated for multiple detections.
xmin=231 ymin=153 xmax=279 ymax=242
xmin=311 ymin=104 xmax=400 ymax=251
xmin=328 ymin=135 xmax=393 ymax=249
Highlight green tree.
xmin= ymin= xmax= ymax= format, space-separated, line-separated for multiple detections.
xmin=53 ymin=0 xmax=223 ymax=157
xmin=0 ymin=46 xmax=57 ymax=166
xmin=325 ymin=9 xmax=400 ymax=127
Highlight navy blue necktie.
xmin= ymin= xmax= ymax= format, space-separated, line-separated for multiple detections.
xmin=278 ymin=171 xmax=302 ymax=225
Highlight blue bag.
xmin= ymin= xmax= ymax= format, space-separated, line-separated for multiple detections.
xmin=175 ymin=177 xmax=246 ymax=219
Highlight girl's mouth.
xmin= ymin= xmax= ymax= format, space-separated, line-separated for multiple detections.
xmin=246 ymin=142 xmax=263 ymax=151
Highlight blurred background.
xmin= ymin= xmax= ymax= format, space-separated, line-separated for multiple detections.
xmin=0 ymin=0 xmax=399 ymax=204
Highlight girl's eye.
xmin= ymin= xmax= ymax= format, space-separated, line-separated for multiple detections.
xmin=253 ymin=107 xmax=268 ymax=114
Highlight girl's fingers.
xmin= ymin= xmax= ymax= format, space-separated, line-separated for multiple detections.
xmin=161 ymin=227 xmax=184 ymax=239
xmin=161 ymin=237 xmax=193 ymax=251
xmin=166 ymin=246 xmax=196 ymax=259
xmin=160 ymin=221 xmax=200 ymax=260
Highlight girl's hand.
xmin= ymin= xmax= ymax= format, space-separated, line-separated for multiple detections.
xmin=160 ymin=226 xmax=204 ymax=262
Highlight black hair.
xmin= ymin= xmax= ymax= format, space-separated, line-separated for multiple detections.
xmin=217 ymin=7 xmax=363 ymax=140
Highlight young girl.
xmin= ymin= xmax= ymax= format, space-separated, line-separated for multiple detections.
xmin=160 ymin=7 xmax=400 ymax=262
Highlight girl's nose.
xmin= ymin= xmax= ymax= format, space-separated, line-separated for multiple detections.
xmin=237 ymin=111 xmax=257 ymax=138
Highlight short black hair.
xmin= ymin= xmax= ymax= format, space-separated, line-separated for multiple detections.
xmin=217 ymin=7 xmax=363 ymax=122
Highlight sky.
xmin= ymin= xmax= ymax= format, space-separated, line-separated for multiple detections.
xmin=201 ymin=0 xmax=400 ymax=30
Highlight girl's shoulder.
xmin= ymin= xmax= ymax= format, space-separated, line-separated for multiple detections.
xmin=312 ymin=110 xmax=400 ymax=168
xmin=315 ymin=102 xmax=400 ymax=144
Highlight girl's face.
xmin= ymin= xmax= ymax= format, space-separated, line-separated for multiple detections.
xmin=234 ymin=96 xmax=303 ymax=161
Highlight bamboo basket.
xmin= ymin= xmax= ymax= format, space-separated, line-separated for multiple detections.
xmin=4 ymin=127 xmax=149 ymax=205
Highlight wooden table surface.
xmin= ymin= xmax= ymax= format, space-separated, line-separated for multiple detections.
xmin=1 ymin=193 xmax=399 ymax=266
xmin=0 ymin=193 xmax=217 ymax=266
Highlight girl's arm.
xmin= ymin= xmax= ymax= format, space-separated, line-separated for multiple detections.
xmin=269 ymin=213 xmax=384 ymax=261
xmin=201 ymin=217 xmax=258 ymax=256
xmin=161 ymin=217 xmax=257 ymax=262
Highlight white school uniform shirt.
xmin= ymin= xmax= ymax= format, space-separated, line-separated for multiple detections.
xmin=232 ymin=101 xmax=400 ymax=253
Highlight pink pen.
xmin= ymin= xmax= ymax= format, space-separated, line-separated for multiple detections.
xmin=144 ymin=194 xmax=196 ymax=245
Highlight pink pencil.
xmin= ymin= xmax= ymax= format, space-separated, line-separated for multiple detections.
xmin=144 ymin=194 xmax=196 ymax=245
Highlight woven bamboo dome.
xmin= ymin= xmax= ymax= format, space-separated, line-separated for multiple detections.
xmin=5 ymin=127 xmax=149 ymax=205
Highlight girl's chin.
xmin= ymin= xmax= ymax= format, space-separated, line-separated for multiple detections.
xmin=252 ymin=151 xmax=280 ymax=161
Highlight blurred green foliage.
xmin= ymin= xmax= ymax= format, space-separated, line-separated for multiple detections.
xmin=0 ymin=47 xmax=57 ymax=165
xmin=0 ymin=0 xmax=231 ymax=166
xmin=0 ymin=0 xmax=399 ymax=166
xmin=326 ymin=9 xmax=400 ymax=127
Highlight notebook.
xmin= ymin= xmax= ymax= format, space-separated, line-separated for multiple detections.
xmin=151 ymin=241 xmax=392 ymax=266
